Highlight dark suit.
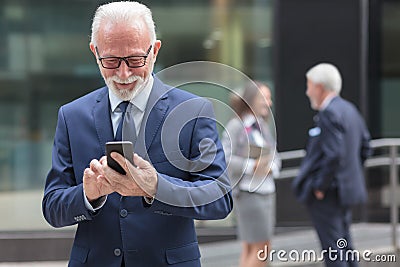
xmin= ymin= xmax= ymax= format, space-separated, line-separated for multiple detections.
xmin=292 ymin=96 xmax=371 ymax=267
xmin=42 ymin=77 xmax=233 ymax=267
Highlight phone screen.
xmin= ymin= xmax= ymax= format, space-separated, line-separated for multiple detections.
xmin=105 ymin=141 xmax=134 ymax=174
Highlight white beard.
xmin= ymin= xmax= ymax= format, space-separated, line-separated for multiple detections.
xmin=104 ymin=75 xmax=147 ymax=101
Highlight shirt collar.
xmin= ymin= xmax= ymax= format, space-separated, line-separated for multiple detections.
xmin=320 ymin=93 xmax=337 ymax=111
xmin=242 ymin=114 xmax=257 ymax=128
xmin=109 ymin=75 xmax=154 ymax=113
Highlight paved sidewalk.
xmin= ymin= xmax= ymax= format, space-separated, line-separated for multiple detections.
xmin=0 ymin=223 xmax=398 ymax=267
xmin=200 ymin=223 xmax=399 ymax=267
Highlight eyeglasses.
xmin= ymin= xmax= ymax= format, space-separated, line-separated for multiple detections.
xmin=95 ymin=45 xmax=152 ymax=69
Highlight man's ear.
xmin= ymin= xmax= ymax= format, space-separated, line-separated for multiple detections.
xmin=89 ymin=43 xmax=96 ymax=57
xmin=152 ymin=40 xmax=162 ymax=60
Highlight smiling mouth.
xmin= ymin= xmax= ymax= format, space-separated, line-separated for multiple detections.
xmin=115 ymin=81 xmax=135 ymax=89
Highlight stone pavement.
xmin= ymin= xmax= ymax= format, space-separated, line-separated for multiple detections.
xmin=0 ymin=223 xmax=398 ymax=267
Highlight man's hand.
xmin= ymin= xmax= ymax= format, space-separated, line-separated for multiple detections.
xmin=102 ymin=152 xmax=158 ymax=198
xmin=83 ymin=159 xmax=114 ymax=202
xmin=314 ymin=190 xmax=325 ymax=200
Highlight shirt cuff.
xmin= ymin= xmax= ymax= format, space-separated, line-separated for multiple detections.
xmin=83 ymin=190 xmax=107 ymax=212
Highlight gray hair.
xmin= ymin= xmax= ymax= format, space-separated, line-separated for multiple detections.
xmin=306 ymin=63 xmax=342 ymax=94
xmin=90 ymin=1 xmax=156 ymax=46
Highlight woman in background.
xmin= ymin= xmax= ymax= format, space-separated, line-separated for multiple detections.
xmin=222 ymin=81 xmax=281 ymax=267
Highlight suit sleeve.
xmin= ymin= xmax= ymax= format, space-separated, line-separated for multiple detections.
xmin=313 ymin=110 xmax=343 ymax=191
xmin=42 ymin=107 xmax=94 ymax=228
xmin=147 ymin=100 xmax=233 ymax=220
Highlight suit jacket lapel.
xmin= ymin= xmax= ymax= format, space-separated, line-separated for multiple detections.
xmin=93 ymin=87 xmax=114 ymax=154
xmin=135 ymin=77 xmax=169 ymax=159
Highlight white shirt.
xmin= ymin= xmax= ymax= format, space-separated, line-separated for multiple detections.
xmin=240 ymin=114 xmax=281 ymax=194
xmin=109 ymin=76 xmax=154 ymax=137
xmin=320 ymin=93 xmax=337 ymax=111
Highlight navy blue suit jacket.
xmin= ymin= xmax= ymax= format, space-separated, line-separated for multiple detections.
xmin=42 ymin=77 xmax=233 ymax=267
xmin=292 ymin=96 xmax=371 ymax=206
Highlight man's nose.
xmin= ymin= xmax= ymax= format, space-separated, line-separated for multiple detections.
xmin=116 ymin=60 xmax=133 ymax=79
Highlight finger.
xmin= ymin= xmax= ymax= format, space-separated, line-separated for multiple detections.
xmin=111 ymin=152 xmax=131 ymax=173
xmin=133 ymin=153 xmax=150 ymax=169
xmin=99 ymin=156 xmax=107 ymax=165
xmin=125 ymin=154 xmax=145 ymax=179
xmin=102 ymin=168 xmax=121 ymax=186
xmin=100 ymin=157 xmax=110 ymax=172
xmin=90 ymin=159 xmax=99 ymax=168
xmin=90 ymin=159 xmax=102 ymax=173
xmin=84 ymin=168 xmax=95 ymax=179
xmin=97 ymin=174 xmax=112 ymax=187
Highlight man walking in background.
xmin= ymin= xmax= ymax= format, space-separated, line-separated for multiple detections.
xmin=292 ymin=63 xmax=372 ymax=267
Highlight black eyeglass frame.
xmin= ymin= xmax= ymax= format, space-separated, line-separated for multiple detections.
xmin=95 ymin=45 xmax=153 ymax=69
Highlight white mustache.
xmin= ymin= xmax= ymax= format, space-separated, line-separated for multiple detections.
xmin=110 ymin=75 xmax=142 ymax=84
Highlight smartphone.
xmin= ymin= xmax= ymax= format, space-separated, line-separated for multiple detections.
xmin=105 ymin=141 xmax=134 ymax=175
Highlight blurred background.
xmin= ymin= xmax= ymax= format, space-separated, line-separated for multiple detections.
xmin=0 ymin=0 xmax=399 ymax=263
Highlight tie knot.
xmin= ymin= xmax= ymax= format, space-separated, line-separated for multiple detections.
xmin=118 ymin=101 xmax=130 ymax=113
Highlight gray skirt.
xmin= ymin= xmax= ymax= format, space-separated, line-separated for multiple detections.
xmin=234 ymin=191 xmax=276 ymax=243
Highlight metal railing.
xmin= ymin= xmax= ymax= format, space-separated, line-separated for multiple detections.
xmin=277 ymin=138 xmax=400 ymax=252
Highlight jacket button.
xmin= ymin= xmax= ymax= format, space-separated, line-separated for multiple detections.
xmin=120 ymin=209 xmax=128 ymax=218
xmin=114 ymin=248 xmax=121 ymax=257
